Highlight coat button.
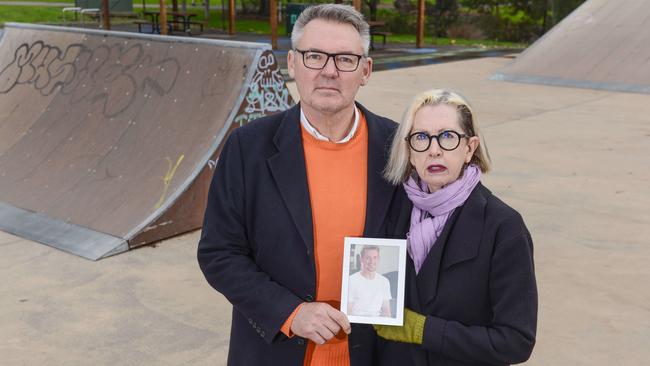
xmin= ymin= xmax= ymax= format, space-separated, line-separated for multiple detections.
xmin=305 ymin=294 xmax=314 ymax=302
xmin=248 ymin=318 xmax=253 ymax=324
xmin=297 ymin=338 xmax=305 ymax=346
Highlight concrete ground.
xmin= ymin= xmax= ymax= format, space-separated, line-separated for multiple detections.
xmin=1 ymin=55 xmax=649 ymax=365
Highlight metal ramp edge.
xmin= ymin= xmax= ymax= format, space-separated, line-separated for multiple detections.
xmin=0 ymin=201 xmax=128 ymax=260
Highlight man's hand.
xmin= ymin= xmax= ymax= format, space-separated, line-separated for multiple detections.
xmin=291 ymin=302 xmax=351 ymax=344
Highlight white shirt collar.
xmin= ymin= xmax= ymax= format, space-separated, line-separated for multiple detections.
xmin=300 ymin=106 xmax=360 ymax=144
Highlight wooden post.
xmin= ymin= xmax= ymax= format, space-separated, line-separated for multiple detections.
xmin=101 ymin=0 xmax=110 ymax=30
xmin=172 ymin=0 xmax=179 ymax=31
xmin=160 ymin=0 xmax=168 ymax=35
xmin=416 ymin=0 xmax=424 ymax=48
xmin=228 ymin=0 xmax=235 ymax=35
xmin=270 ymin=0 xmax=278 ymax=49
xmin=353 ymin=0 xmax=361 ymax=12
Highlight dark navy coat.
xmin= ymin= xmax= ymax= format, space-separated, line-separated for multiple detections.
xmin=198 ymin=103 xmax=411 ymax=366
xmin=377 ymin=183 xmax=538 ymax=366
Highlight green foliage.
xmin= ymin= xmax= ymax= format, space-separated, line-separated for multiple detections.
xmin=430 ymin=0 xmax=459 ymax=37
xmin=379 ymin=7 xmax=416 ymax=34
xmin=551 ymin=0 xmax=586 ymax=25
xmin=457 ymin=0 xmax=587 ymax=40
xmin=393 ymin=0 xmax=415 ymax=15
xmin=0 ymin=6 xmax=68 ymax=26
xmin=477 ymin=9 xmax=541 ymax=42
xmin=455 ymin=0 xmax=553 ymax=42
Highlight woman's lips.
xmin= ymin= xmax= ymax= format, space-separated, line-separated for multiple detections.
xmin=427 ymin=164 xmax=447 ymax=173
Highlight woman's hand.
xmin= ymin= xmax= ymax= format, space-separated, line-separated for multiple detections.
xmin=374 ymin=308 xmax=426 ymax=344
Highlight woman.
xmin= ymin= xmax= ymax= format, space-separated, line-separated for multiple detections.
xmin=375 ymin=89 xmax=537 ymax=365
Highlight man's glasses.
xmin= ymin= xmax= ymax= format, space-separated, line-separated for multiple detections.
xmin=294 ymin=49 xmax=364 ymax=72
xmin=406 ymin=130 xmax=468 ymax=152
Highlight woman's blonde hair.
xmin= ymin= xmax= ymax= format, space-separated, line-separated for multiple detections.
xmin=384 ymin=89 xmax=491 ymax=185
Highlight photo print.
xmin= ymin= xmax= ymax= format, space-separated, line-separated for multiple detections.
xmin=340 ymin=237 xmax=407 ymax=326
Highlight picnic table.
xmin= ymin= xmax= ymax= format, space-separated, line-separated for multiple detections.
xmin=136 ymin=11 xmax=202 ymax=35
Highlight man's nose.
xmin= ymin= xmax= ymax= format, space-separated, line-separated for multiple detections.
xmin=320 ymin=56 xmax=339 ymax=76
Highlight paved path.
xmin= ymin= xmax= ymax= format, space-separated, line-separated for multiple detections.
xmin=1 ymin=56 xmax=649 ymax=365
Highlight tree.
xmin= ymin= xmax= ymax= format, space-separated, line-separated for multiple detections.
xmin=551 ymin=0 xmax=587 ymax=25
xmin=364 ymin=0 xmax=381 ymax=21
xmin=431 ymin=0 xmax=460 ymax=37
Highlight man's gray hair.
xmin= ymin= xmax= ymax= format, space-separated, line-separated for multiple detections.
xmin=291 ymin=4 xmax=370 ymax=56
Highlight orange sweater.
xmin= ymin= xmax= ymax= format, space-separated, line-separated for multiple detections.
xmin=283 ymin=113 xmax=369 ymax=366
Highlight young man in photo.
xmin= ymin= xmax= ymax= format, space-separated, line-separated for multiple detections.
xmin=348 ymin=246 xmax=392 ymax=317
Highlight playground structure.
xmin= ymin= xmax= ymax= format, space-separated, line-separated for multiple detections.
xmin=0 ymin=23 xmax=293 ymax=260
xmin=492 ymin=0 xmax=650 ymax=94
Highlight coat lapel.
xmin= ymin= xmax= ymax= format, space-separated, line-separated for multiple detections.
xmin=440 ymin=184 xmax=487 ymax=270
xmin=266 ymin=105 xmax=314 ymax=254
xmin=415 ymin=208 xmax=460 ymax=307
xmin=416 ymin=184 xmax=488 ymax=308
xmin=359 ymin=103 xmax=397 ymax=237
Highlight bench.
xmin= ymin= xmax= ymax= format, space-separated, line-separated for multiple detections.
xmin=167 ymin=19 xmax=204 ymax=35
xmin=62 ymin=7 xmax=82 ymax=25
xmin=134 ymin=19 xmax=156 ymax=33
xmin=80 ymin=8 xmax=101 ymax=26
xmin=370 ymin=31 xmax=391 ymax=50
xmin=134 ymin=19 xmax=204 ymax=35
xmin=182 ymin=21 xmax=204 ymax=34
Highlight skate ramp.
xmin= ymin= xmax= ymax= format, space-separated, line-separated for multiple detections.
xmin=492 ymin=0 xmax=650 ymax=94
xmin=0 ymin=23 xmax=293 ymax=260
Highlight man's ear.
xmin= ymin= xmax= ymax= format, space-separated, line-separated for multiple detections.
xmin=360 ymin=57 xmax=373 ymax=86
xmin=287 ymin=50 xmax=296 ymax=79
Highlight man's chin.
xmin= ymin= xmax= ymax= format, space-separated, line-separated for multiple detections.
xmin=310 ymin=100 xmax=348 ymax=115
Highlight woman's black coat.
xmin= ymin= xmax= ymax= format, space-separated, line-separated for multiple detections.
xmin=378 ymin=183 xmax=537 ymax=366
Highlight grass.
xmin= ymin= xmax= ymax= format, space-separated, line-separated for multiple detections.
xmin=0 ymin=6 xmax=67 ymax=25
xmin=0 ymin=0 xmax=73 ymax=2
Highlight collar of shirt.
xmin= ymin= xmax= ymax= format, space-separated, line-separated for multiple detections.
xmin=300 ymin=106 xmax=360 ymax=144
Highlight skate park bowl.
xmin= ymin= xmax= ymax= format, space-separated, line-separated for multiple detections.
xmin=492 ymin=0 xmax=650 ymax=94
xmin=0 ymin=23 xmax=293 ymax=260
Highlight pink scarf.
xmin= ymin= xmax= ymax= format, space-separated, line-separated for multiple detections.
xmin=403 ymin=165 xmax=481 ymax=273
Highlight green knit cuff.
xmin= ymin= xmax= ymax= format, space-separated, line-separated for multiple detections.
xmin=413 ymin=314 xmax=426 ymax=345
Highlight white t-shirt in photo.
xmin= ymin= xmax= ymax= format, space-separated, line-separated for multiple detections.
xmin=348 ymin=271 xmax=392 ymax=317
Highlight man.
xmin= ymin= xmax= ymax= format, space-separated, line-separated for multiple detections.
xmin=198 ymin=4 xmax=410 ymax=366
xmin=348 ymin=246 xmax=392 ymax=317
